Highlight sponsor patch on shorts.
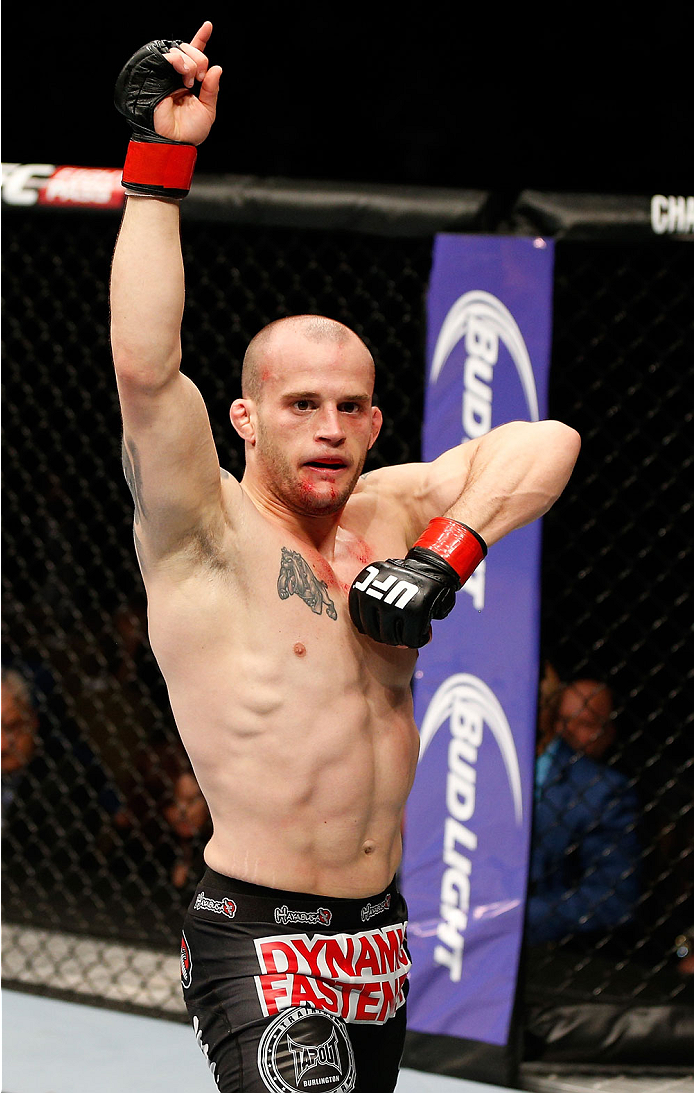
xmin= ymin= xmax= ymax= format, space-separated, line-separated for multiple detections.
xmin=194 ymin=891 xmax=237 ymax=918
xmin=254 ymin=922 xmax=410 ymax=1025
xmin=274 ymin=905 xmax=333 ymax=927
xmin=181 ymin=931 xmax=192 ymax=989
xmin=258 ymin=1006 xmax=356 ymax=1092
xmin=360 ymin=893 xmax=391 ymax=922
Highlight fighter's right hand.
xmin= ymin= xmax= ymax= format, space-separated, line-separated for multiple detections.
xmin=115 ymin=21 xmax=222 ymax=200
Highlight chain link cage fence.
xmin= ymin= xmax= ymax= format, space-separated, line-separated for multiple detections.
xmin=2 ymin=175 xmax=692 ymax=1065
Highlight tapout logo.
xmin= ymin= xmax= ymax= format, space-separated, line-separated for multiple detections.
xmin=418 ymin=673 xmax=523 ymax=982
xmin=430 ymin=290 xmax=539 ymax=610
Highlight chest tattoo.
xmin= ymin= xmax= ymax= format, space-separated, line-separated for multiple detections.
xmin=277 ymin=547 xmax=338 ymax=620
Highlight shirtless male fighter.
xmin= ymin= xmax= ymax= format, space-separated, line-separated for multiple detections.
xmin=111 ymin=22 xmax=580 ymax=1093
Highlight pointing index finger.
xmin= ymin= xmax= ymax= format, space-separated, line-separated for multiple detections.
xmin=189 ymin=20 xmax=213 ymax=52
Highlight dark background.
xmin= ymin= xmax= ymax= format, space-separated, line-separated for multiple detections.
xmin=2 ymin=5 xmax=689 ymax=194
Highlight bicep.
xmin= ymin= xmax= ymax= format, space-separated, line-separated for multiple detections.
xmin=117 ymin=369 xmax=231 ymax=559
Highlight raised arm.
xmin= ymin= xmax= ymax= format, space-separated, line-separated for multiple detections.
xmin=413 ymin=419 xmax=581 ymax=545
xmin=110 ymin=23 xmax=230 ymax=568
xmin=349 ymin=420 xmax=580 ymax=646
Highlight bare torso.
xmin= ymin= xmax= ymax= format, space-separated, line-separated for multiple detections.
xmin=110 ymin=72 xmax=579 ymax=909
xmin=143 ymin=474 xmax=420 ymax=898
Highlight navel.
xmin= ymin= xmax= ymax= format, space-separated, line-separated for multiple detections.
xmin=293 ymin=642 xmax=307 ymax=657
xmin=363 ymin=840 xmax=376 ymax=855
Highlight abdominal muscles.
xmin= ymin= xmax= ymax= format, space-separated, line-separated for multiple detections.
xmin=161 ymin=636 xmax=420 ymax=898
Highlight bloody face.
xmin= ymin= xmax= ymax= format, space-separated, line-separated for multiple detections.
xmin=248 ymin=330 xmax=381 ymax=517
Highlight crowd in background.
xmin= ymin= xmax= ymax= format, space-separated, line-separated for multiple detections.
xmin=2 ymin=608 xmax=692 ymax=988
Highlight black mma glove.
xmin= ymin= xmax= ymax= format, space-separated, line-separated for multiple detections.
xmin=348 ymin=517 xmax=487 ymax=648
xmin=115 ymin=40 xmax=197 ymax=199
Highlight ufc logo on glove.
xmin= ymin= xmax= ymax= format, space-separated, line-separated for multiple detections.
xmin=348 ymin=518 xmax=487 ymax=648
xmin=351 ymin=566 xmax=419 ymax=609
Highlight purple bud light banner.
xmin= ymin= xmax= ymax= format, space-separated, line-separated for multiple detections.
xmin=401 ymin=235 xmax=555 ymax=1072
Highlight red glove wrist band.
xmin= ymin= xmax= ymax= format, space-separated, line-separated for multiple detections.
xmin=413 ymin=517 xmax=487 ymax=583
xmin=122 ymin=139 xmax=197 ymax=198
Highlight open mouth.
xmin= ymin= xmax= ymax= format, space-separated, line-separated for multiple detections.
xmin=304 ymin=459 xmax=348 ymax=471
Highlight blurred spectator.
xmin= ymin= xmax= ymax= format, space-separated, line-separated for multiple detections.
xmin=46 ymin=604 xmax=165 ymax=805
xmin=527 ymin=673 xmax=641 ymax=945
xmin=675 ymin=929 xmax=694 ymax=976
xmin=554 ymin=677 xmax=616 ymax=761
xmin=2 ymin=655 xmax=125 ymax=911
xmin=113 ymin=736 xmax=210 ymax=894
xmin=113 ymin=593 xmax=166 ymax=699
xmin=164 ymin=767 xmax=211 ymax=889
xmin=536 ymin=660 xmax=564 ymax=756
xmin=118 ymin=730 xmax=186 ymax=835
xmin=2 ymin=668 xmax=38 ymax=821
xmin=113 ymin=597 xmax=148 ymax=685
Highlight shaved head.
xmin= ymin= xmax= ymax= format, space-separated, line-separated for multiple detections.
xmin=229 ymin=312 xmax=382 ymax=517
xmin=242 ymin=316 xmax=374 ymax=403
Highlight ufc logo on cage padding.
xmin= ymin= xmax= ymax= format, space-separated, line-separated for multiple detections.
xmin=351 ymin=566 xmax=418 ymax=609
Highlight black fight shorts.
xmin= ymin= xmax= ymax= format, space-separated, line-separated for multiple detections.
xmin=181 ymin=868 xmax=410 ymax=1093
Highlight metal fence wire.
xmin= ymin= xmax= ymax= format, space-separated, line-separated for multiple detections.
xmin=2 ymin=196 xmax=693 ymax=1059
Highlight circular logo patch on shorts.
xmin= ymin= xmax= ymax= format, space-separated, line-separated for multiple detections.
xmin=257 ymin=1006 xmax=356 ymax=1093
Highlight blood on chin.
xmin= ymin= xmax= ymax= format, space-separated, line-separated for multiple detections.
xmin=293 ymin=467 xmax=359 ymax=512
xmin=295 ymin=478 xmax=346 ymax=515
xmin=263 ymin=461 xmax=362 ymax=516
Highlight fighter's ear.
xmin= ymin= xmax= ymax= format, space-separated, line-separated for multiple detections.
xmin=368 ymin=405 xmax=383 ymax=450
xmin=230 ymin=398 xmax=256 ymax=443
